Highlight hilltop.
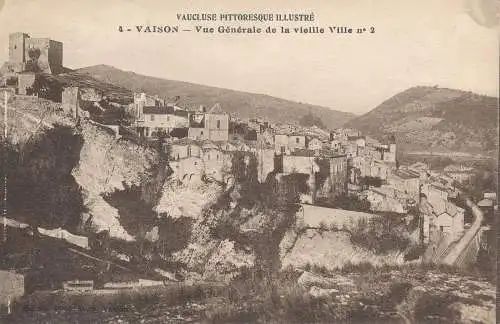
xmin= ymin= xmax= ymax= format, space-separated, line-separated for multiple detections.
xmin=344 ymin=86 xmax=498 ymax=157
xmin=76 ymin=64 xmax=356 ymax=129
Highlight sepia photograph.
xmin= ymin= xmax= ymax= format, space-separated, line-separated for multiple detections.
xmin=0 ymin=0 xmax=498 ymax=323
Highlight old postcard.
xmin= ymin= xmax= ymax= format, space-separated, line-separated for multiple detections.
xmin=0 ymin=0 xmax=498 ymax=323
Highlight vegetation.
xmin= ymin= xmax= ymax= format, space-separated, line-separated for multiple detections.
xmin=349 ymin=216 xmax=412 ymax=254
xmin=207 ymin=151 xmax=302 ymax=274
xmin=13 ymin=282 xmax=227 ymax=313
xmin=0 ymin=125 xmax=86 ymax=230
xmin=317 ymin=194 xmax=371 ymax=212
xmin=459 ymin=161 xmax=498 ymax=201
xmin=358 ymin=176 xmax=383 ymax=188
xmin=299 ymin=110 xmax=326 ymax=129
xmin=345 ymin=86 xmax=498 ymax=155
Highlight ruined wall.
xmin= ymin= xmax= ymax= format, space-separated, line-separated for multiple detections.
xmin=329 ymin=156 xmax=347 ymax=197
xmin=62 ymin=87 xmax=80 ymax=119
xmin=48 ymin=40 xmax=63 ymax=74
xmin=170 ymin=143 xmax=202 ymax=160
xmin=24 ymin=38 xmax=63 ymax=74
xmin=8 ymin=32 xmax=28 ymax=64
xmin=17 ymin=73 xmax=36 ymax=95
xmin=203 ymin=149 xmax=232 ymax=181
xmin=0 ymin=271 xmax=24 ymax=308
xmin=256 ymin=148 xmax=275 ymax=182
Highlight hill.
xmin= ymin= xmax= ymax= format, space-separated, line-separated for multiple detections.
xmin=75 ymin=65 xmax=356 ymax=129
xmin=344 ymin=86 xmax=498 ymax=157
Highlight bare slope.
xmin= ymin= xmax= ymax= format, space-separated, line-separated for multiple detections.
xmin=76 ymin=65 xmax=356 ymax=128
xmin=344 ymin=86 xmax=499 ymax=156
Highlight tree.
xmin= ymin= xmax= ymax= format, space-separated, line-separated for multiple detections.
xmin=299 ymin=111 xmax=325 ymax=129
xmin=3 ymin=125 xmax=86 ymax=229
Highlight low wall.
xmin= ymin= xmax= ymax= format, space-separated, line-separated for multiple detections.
xmin=442 ymin=198 xmax=483 ymax=267
xmin=300 ymin=204 xmax=375 ymax=230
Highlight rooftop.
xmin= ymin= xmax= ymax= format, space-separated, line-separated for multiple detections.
xmin=393 ymin=169 xmax=420 ymax=180
xmin=143 ymin=106 xmax=189 ymax=117
xmin=289 ymin=148 xmax=346 ymax=158
xmin=477 ymin=199 xmax=494 ymax=207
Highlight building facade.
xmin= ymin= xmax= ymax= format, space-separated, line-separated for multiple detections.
xmin=187 ymin=103 xmax=229 ymax=141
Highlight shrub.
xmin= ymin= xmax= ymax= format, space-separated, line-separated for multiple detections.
xmin=387 ymin=281 xmax=413 ymax=305
xmin=413 ymin=293 xmax=460 ymax=323
xmin=318 ymin=221 xmax=328 ymax=233
xmin=349 ymin=217 xmax=411 ymax=254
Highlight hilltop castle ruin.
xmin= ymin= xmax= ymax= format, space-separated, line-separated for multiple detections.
xmin=1 ymin=32 xmax=63 ymax=76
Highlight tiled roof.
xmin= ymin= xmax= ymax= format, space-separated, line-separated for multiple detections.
xmin=477 ymin=199 xmax=494 ymax=207
xmin=208 ymin=103 xmax=224 ymax=114
xmin=393 ymin=169 xmax=420 ymax=180
xmin=171 ymin=138 xmax=203 ymax=146
xmin=428 ymin=200 xmax=463 ymax=217
xmin=143 ymin=106 xmax=189 ymax=117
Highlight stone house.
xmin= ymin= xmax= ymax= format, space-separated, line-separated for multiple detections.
xmin=443 ymin=164 xmax=474 ymax=183
xmin=388 ymin=168 xmax=421 ymax=199
xmin=140 ymin=106 xmax=189 ymax=137
xmin=478 ymin=192 xmax=497 ymax=223
xmin=421 ymin=183 xmax=449 ymax=206
xmin=132 ymin=92 xmax=189 ymax=137
xmin=188 ymin=103 xmax=229 ymax=141
xmin=360 ymin=188 xmax=405 ymax=214
xmin=278 ymin=149 xmax=347 ymax=203
xmin=274 ymin=132 xmax=308 ymax=154
xmin=420 ymin=195 xmax=465 ymax=243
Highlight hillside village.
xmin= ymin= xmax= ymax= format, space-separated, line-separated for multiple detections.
xmin=0 ymin=32 xmax=497 ymax=323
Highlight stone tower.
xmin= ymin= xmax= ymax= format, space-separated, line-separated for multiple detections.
xmin=62 ymin=87 xmax=80 ymax=119
xmin=4 ymin=32 xmax=63 ymax=75
xmin=6 ymin=33 xmax=30 ymax=73
xmin=9 ymin=32 xmax=29 ymax=63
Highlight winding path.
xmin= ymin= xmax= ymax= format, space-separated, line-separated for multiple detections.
xmin=441 ymin=198 xmax=483 ymax=267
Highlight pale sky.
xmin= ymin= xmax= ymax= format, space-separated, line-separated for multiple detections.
xmin=0 ymin=0 xmax=498 ymax=114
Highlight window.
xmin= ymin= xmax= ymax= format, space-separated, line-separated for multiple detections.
xmin=167 ymin=116 xmax=170 ymax=121
xmin=150 ymin=115 xmax=155 ymax=121
xmin=296 ymin=137 xmax=300 ymax=144
xmin=201 ymin=131 xmax=204 ymax=136
xmin=217 ymin=120 xmax=221 ymax=129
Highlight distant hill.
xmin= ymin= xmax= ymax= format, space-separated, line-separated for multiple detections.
xmin=76 ymin=65 xmax=356 ymax=129
xmin=344 ymin=86 xmax=499 ymax=157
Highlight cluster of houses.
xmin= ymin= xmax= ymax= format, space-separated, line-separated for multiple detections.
xmin=127 ymin=92 xmax=474 ymax=248
xmin=325 ymin=128 xmax=474 ymax=246
xmin=128 ymin=92 xmax=351 ymax=204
